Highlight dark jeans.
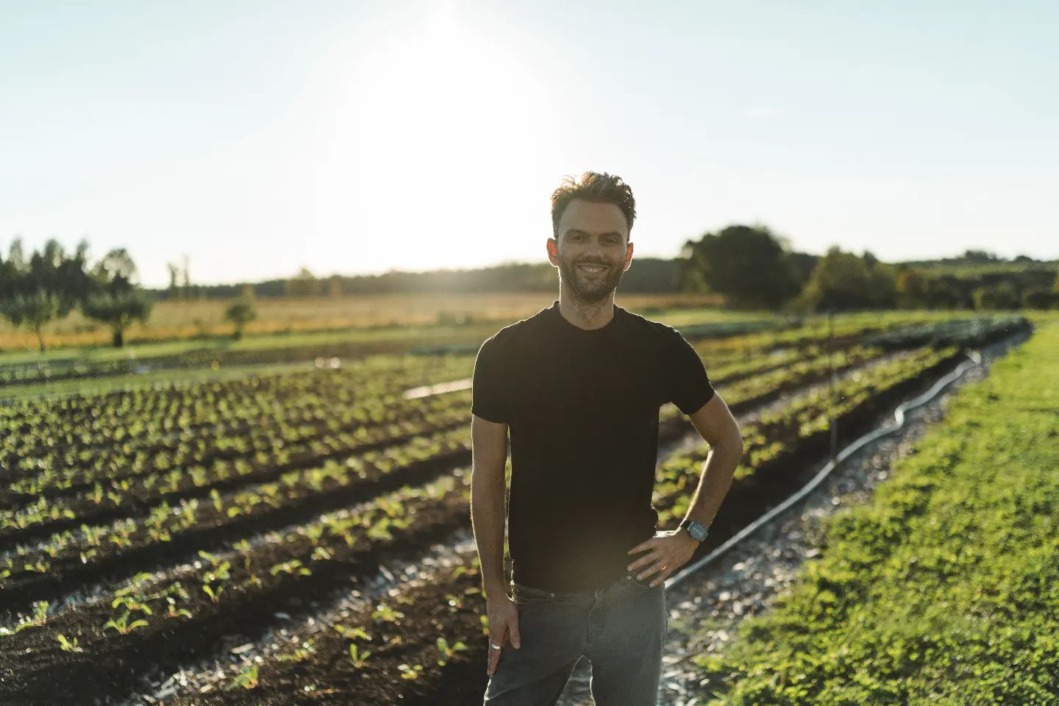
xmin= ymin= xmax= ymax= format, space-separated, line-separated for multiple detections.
xmin=483 ymin=574 xmax=667 ymax=706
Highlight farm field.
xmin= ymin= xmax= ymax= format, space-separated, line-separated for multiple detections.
xmin=0 ymin=309 xmax=1035 ymax=705
xmin=0 ymin=292 xmax=726 ymax=353
xmin=692 ymin=323 xmax=1059 ymax=705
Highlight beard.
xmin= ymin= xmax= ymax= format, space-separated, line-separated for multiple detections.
xmin=558 ymin=257 xmax=626 ymax=303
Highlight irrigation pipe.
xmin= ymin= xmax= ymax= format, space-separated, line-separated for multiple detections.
xmin=666 ymin=349 xmax=983 ymax=589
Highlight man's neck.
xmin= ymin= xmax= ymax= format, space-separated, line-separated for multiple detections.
xmin=557 ymin=289 xmax=616 ymax=330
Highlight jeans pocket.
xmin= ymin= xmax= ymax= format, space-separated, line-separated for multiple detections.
xmin=512 ymin=583 xmax=558 ymax=606
xmin=625 ymin=573 xmax=660 ymax=591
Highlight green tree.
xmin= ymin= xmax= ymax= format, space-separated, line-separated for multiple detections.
xmin=798 ymin=248 xmax=898 ymax=311
xmin=224 ymin=298 xmax=256 ymax=339
xmin=863 ymin=252 xmax=897 ymax=308
xmin=680 ymin=225 xmax=801 ymax=308
xmin=0 ymin=290 xmax=61 ymax=352
xmin=895 ymin=267 xmax=929 ymax=308
xmin=82 ymin=249 xmax=153 ymax=347
xmin=1021 ymin=287 xmax=1057 ymax=310
xmin=0 ymin=238 xmax=91 ymax=351
xmin=972 ymin=281 xmax=1020 ymax=310
xmin=284 ymin=267 xmax=321 ymax=297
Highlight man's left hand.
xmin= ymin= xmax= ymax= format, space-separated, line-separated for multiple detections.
xmin=626 ymin=530 xmax=698 ymax=587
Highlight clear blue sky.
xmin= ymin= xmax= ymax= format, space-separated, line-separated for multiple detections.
xmin=1 ymin=0 xmax=1056 ymax=287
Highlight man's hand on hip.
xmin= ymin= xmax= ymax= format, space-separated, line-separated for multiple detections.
xmin=626 ymin=530 xmax=698 ymax=587
xmin=485 ymin=594 xmax=521 ymax=676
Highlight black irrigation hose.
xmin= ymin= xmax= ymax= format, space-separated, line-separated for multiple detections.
xmin=666 ymin=349 xmax=983 ymax=589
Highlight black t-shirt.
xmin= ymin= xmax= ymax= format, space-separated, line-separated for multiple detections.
xmin=471 ymin=301 xmax=715 ymax=592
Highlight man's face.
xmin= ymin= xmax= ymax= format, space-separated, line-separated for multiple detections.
xmin=548 ymin=199 xmax=634 ymax=303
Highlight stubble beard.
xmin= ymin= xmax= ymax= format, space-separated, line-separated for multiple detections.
xmin=558 ymin=257 xmax=625 ymax=304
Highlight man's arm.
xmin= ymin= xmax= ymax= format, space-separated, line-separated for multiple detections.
xmin=470 ymin=414 xmax=510 ymax=600
xmin=627 ymin=393 xmax=743 ymax=586
xmin=681 ymin=392 xmax=743 ymax=530
xmin=469 ymin=413 xmax=521 ymax=675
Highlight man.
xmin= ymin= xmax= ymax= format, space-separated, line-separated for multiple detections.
xmin=470 ymin=172 xmax=743 ymax=705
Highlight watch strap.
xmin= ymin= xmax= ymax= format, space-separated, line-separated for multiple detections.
xmin=679 ymin=518 xmax=709 ymax=541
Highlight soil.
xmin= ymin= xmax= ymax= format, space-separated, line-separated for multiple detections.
xmin=0 ymin=323 xmax=1031 ymax=705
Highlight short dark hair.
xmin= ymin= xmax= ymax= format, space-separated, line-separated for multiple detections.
xmin=550 ymin=172 xmax=636 ymax=238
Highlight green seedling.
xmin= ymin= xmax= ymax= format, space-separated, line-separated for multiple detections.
xmin=104 ymin=610 xmax=150 ymax=635
xmin=277 ymin=639 xmax=316 ymax=663
xmin=56 ymin=634 xmax=82 ymax=653
xmin=398 ymin=663 xmax=423 ymax=681
xmin=112 ymin=596 xmax=153 ymax=616
xmin=349 ymin=643 xmax=372 ymax=669
xmin=0 ymin=601 xmax=50 ymax=636
xmin=269 ymin=559 xmax=311 ymax=577
xmin=333 ymin=625 xmax=372 ymax=641
xmin=436 ymin=637 xmax=469 ymax=666
xmin=165 ymin=598 xmax=192 ymax=620
xmin=371 ymin=604 xmax=404 ymax=623
xmin=228 ymin=665 xmax=259 ymax=690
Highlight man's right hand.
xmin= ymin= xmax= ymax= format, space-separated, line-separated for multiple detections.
xmin=485 ymin=594 xmax=521 ymax=676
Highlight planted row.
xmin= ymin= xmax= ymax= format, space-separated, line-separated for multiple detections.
xmin=692 ymin=323 xmax=1056 ymax=705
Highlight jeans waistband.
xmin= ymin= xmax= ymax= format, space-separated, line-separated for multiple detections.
xmin=512 ymin=573 xmax=643 ymax=600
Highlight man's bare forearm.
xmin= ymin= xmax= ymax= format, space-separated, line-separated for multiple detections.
xmin=471 ymin=467 xmax=508 ymax=599
xmin=683 ymin=438 xmax=742 ymax=528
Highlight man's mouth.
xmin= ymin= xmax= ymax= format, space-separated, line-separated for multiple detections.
xmin=577 ymin=263 xmax=608 ymax=274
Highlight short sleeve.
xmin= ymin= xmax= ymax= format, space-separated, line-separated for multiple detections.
xmin=471 ymin=336 xmax=511 ymax=423
xmin=667 ymin=330 xmax=715 ymax=415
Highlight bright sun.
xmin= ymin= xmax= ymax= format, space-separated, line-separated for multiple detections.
xmin=311 ymin=3 xmax=559 ymax=273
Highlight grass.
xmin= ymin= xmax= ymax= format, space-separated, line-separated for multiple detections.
xmin=696 ymin=321 xmax=1059 ymax=705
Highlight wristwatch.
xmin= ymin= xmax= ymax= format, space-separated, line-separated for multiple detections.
xmin=679 ymin=518 xmax=710 ymax=542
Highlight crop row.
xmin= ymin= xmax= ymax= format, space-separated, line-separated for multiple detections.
xmin=3 ymin=386 xmax=471 ymax=506
xmin=691 ymin=324 xmax=1057 ymax=705
xmin=653 ymin=346 xmax=956 ymax=527
xmin=161 ymin=549 xmax=487 ymax=705
xmin=0 ymin=325 xmax=487 ymax=389
xmin=4 ymin=341 xmax=865 ymax=546
xmin=1 ymin=354 xmax=473 ymax=474
xmin=0 ymin=470 xmax=475 ymax=703
xmin=0 ymin=426 xmax=470 ymax=612
xmin=0 ymin=337 xmax=926 ymax=616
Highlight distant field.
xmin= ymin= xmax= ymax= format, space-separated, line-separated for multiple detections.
xmin=0 ymin=292 xmax=723 ymax=352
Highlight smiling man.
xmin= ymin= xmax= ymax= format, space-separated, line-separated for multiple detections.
xmin=470 ymin=172 xmax=743 ymax=705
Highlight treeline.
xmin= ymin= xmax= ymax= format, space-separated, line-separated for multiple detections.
xmin=159 ymin=258 xmax=683 ymax=300
xmin=680 ymin=225 xmax=1059 ymax=311
xmin=173 ymin=227 xmax=1057 ymax=312
xmin=4 ymin=229 xmax=1056 ymax=352
xmin=0 ymin=239 xmax=152 ymax=351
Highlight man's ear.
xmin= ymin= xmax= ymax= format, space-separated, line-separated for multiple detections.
xmin=623 ymin=241 xmax=634 ymax=272
xmin=547 ymin=238 xmax=560 ymax=266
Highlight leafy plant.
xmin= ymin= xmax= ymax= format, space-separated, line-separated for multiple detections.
xmin=398 ymin=663 xmax=422 ymax=681
xmin=371 ymin=604 xmax=405 ymax=623
xmin=56 ymin=634 xmax=82 ymax=653
xmin=436 ymin=637 xmax=468 ymax=666
xmin=228 ymin=665 xmax=259 ymax=690
xmin=104 ymin=610 xmax=150 ymax=635
xmin=349 ymin=643 xmax=372 ymax=669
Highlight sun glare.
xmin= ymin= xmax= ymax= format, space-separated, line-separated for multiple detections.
xmin=312 ymin=4 xmax=557 ymax=272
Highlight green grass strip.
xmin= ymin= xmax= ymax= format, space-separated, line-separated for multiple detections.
xmin=697 ymin=323 xmax=1059 ymax=705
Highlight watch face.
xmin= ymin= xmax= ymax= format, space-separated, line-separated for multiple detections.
xmin=688 ymin=522 xmax=708 ymax=541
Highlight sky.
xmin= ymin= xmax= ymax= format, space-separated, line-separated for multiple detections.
xmin=1 ymin=0 xmax=1056 ymax=288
